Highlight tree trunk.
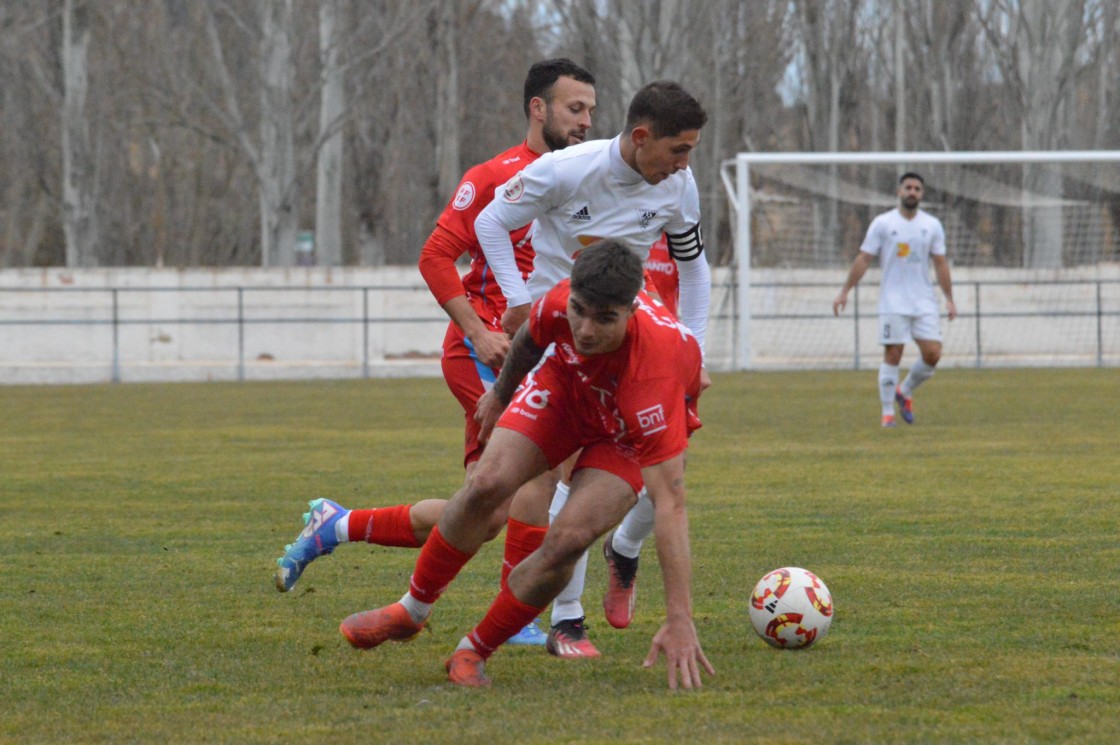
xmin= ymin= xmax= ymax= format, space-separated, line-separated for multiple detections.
xmin=1016 ymin=0 xmax=1082 ymax=268
xmin=315 ymin=0 xmax=344 ymax=266
xmin=893 ymin=0 xmax=905 ymax=154
xmin=258 ymin=0 xmax=298 ymax=267
xmin=433 ymin=2 xmax=460 ymax=204
xmin=1093 ymin=0 xmax=1118 ymax=149
xmin=62 ymin=0 xmax=99 ymax=267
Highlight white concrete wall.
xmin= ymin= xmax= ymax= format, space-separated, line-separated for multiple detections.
xmin=719 ymin=264 xmax=1120 ymax=370
xmin=1 ymin=264 xmax=1117 ymax=384
xmin=0 ymin=266 xmax=444 ymax=384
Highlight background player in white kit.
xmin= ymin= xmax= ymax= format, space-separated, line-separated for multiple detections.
xmin=475 ymin=80 xmax=710 ymax=648
xmin=833 ymin=172 xmax=957 ymax=427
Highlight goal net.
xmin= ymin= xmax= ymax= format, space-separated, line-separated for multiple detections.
xmin=716 ymin=151 xmax=1120 ymax=371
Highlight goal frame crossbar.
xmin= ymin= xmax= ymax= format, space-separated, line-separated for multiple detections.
xmin=719 ymin=150 xmax=1120 ymax=370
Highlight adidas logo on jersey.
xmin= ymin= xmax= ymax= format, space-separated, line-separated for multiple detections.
xmin=571 ymin=205 xmax=591 ymax=222
xmin=638 ymin=208 xmax=657 ymax=228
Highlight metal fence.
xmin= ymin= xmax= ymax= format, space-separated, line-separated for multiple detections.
xmin=710 ymin=277 xmax=1120 ymax=370
xmin=1 ymin=277 xmax=1117 ymax=383
xmin=0 ymin=284 xmax=446 ymax=384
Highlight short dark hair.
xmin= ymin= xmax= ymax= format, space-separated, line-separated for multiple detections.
xmin=899 ymin=171 xmax=925 ymax=186
xmin=623 ymin=80 xmax=707 ymax=138
xmin=523 ymin=58 xmax=595 ymax=118
xmin=570 ymin=240 xmax=643 ymax=309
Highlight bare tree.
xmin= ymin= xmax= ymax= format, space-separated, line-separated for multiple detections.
xmin=787 ymin=0 xmax=870 ymax=260
xmin=1088 ymin=0 xmax=1119 ymax=149
xmin=976 ymin=0 xmax=1093 ymax=267
xmin=432 ymin=1 xmax=461 ymax=202
xmin=61 ymin=0 xmax=99 ymax=267
xmin=314 ymin=0 xmax=344 ymax=266
xmin=0 ymin=2 xmax=64 ymax=266
xmin=3 ymin=0 xmax=1118 ymax=271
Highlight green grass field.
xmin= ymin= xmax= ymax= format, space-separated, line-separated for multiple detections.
xmin=2 ymin=369 xmax=1118 ymax=743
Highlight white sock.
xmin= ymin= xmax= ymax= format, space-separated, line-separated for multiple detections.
xmin=901 ymin=359 xmax=936 ymax=397
xmin=399 ymin=591 xmax=432 ymax=625
xmin=550 ymin=549 xmax=587 ymax=626
xmin=611 ymin=488 xmax=653 ymax=559
xmin=334 ymin=513 xmax=350 ymax=543
xmin=879 ymin=363 xmax=900 ymax=416
xmin=455 ymin=636 xmax=479 ymax=653
xmin=548 ymin=482 xmax=587 ymax=624
xmin=549 ymin=481 xmax=570 ymax=516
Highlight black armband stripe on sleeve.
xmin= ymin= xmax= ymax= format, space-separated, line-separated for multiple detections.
xmin=666 ymin=224 xmax=704 ymax=261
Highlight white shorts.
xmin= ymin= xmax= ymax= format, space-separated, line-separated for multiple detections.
xmin=879 ymin=312 xmax=942 ymax=345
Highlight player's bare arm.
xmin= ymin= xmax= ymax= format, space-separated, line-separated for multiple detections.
xmin=639 ymin=453 xmax=715 ymax=690
xmin=932 ymin=254 xmax=957 ymax=321
xmin=698 ymin=367 xmax=712 ymax=394
xmin=833 ymin=251 xmax=874 ymax=315
xmin=474 ymin=323 xmax=546 ymax=444
xmin=501 ymin=303 xmax=532 ymax=338
xmin=442 ymin=295 xmax=511 ymax=368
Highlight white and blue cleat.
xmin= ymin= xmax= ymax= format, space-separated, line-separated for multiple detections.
xmin=274 ymin=498 xmax=347 ymax=592
xmin=506 ymin=618 xmax=548 ymax=646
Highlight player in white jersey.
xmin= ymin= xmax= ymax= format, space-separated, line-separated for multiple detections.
xmin=833 ymin=172 xmax=957 ymax=427
xmin=475 ymin=84 xmax=710 ymax=354
xmin=475 ymin=80 xmax=711 ymax=652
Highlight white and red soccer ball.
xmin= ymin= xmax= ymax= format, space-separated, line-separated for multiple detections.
xmin=749 ymin=567 xmax=833 ymax=649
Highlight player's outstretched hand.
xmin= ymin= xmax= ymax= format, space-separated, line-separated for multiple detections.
xmin=468 ymin=328 xmax=511 ymax=369
xmin=473 ymin=389 xmax=505 ymax=445
xmin=642 ymin=617 xmax=715 ymax=691
xmin=832 ymin=292 xmax=848 ymax=316
xmin=501 ymin=303 xmax=531 ymax=338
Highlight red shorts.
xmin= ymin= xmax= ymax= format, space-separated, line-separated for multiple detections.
xmin=440 ymin=321 xmax=499 ymax=467
xmin=496 ymin=359 xmax=646 ymax=494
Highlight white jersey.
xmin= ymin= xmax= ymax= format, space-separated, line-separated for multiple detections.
xmin=475 ymin=136 xmax=710 ymax=350
xmin=859 ymin=207 xmax=947 ymax=316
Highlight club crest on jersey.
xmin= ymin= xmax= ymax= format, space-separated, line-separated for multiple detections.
xmin=571 ymin=205 xmax=591 ymax=222
xmin=637 ymin=208 xmax=658 ymax=229
xmin=452 ymin=182 xmax=476 ymax=211
xmin=503 ymin=175 xmax=525 ymax=202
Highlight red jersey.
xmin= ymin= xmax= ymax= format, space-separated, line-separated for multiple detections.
xmin=644 ymin=234 xmax=680 ymax=318
xmin=524 ymin=279 xmax=702 ymax=466
xmin=419 ymin=141 xmax=541 ymax=325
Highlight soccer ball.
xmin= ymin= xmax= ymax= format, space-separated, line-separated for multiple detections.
xmin=749 ymin=567 xmax=833 ymax=649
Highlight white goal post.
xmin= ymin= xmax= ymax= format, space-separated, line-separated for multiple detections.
xmin=718 ymin=150 xmax=1120 ymax=371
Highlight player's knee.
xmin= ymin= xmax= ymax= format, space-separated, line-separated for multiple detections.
xmin=537 ymin=524 xmax=595 ymax=569
xmin=462 ymin=469 xmax=518 ymax=513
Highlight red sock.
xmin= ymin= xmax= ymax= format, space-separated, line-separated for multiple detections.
xmin=347 ymin=505 xmax=421 ymax=547
xmin=468 ymin=585 xmax=547 ymax=659
xmin=409 ymin=525 xmax=475 ymax=604
xmin=501 ymin=519 xmax=547 ymax=590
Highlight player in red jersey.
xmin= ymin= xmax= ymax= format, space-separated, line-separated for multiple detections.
xmin=274 ymin=60 xmax=596 ymax=647
xmin=592 ymin=231 xmax=683 ymax=629
xmin=644 ymin=233 xmax=680 ymax=317
xmin=337 ymin=241 xmax=715 ymax=691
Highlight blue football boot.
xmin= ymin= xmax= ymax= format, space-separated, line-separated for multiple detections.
xmin=274 ymin=498 xmax=347 ymax=592
xmin=506 ymin=618 xmax=547 ymax=646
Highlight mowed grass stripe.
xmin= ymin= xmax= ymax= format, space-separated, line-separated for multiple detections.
xmin=1 ymin=369 xmax=1117 ymax=743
